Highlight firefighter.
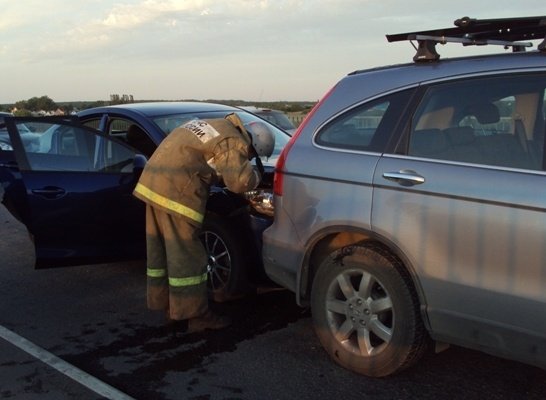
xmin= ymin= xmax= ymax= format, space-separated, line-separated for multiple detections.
xmin=133 ymin=113 xmax=274 ymax=333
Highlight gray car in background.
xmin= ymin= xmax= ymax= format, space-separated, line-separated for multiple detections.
xmin=0 ymin=112 xmax=41 ymax=152
xmin=239 ymin=106 xmax=297 ymax=135
xmin=262 ymin=16 xmax=546 ymax=376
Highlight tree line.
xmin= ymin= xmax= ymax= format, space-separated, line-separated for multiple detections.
xmin=0 ymin=96 xmax=104 ymax=115
xmin=1 ymin=95 xmax=315 ymax=115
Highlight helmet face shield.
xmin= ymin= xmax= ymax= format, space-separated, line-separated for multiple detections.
xmin=244 ymin=121 xmax=275 ymax=158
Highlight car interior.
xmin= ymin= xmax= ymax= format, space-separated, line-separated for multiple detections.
xmin=408 ymin=79 xmax=546 ymax=171
xmin=125 ymin=124 xmax=156 ymax=158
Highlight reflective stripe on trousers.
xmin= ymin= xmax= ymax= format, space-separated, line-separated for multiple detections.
xmin=147 ymin=268 xmax=207 ymax=287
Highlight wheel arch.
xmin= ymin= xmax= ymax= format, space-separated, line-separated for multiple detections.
xmin=299 ymin=226 xmax=428 ymax=323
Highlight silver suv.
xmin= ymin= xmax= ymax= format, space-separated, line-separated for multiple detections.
xmin=262 ymin=16 xmax=546 ymax=377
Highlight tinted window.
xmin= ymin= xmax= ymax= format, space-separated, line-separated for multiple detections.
xmin=17 ymin=122 xmax=135 ymax=173
xmin=407 ymin=74 xmax=546 ymax=170
xmin=316 ymin=90 xmax=413 ymax=152
xmin=256 ymin=111 xmax=295 ymax=131
xmin=82 ymin=118 xmax=100 ymax=130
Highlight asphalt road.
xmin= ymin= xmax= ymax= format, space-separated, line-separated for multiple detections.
xmin=1 ymin=196 xmax=545 ymax=400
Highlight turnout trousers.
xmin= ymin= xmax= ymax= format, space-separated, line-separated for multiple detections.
xmin=145 ymin=204 xmax=208 ymax=320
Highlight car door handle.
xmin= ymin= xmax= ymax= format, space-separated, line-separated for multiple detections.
xmin=31 ymin=186 xmax=67 ymax=199
xmin=382 ymin=170 xmax=425 ymax=186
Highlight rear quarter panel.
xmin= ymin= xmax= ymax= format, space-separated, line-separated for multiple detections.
xmin=263 ymin=135 xmax=380 ymax=296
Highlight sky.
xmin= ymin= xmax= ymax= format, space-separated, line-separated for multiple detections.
xmin=1 ymin=0 xmax=545 ymax=104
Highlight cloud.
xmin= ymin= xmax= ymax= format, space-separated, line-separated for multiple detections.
xmin=5 ymin=0 xmax=393 ymax=68
xmin=19 ymin=0 xmax=376 ymax=59
xmin=3 ymin=1 xmax=206 ymax=61
xmin=1 ymin=0 xmax=545 ymax=103
xmin=101 ymin=0 xmax=201 ymax=28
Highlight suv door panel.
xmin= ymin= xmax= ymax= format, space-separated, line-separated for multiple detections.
xmin=372 ymin=73 xmax=546 ymax=362
xmin=373 ymin=155 xmax=546 ymax=361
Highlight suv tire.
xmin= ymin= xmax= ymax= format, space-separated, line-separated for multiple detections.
xmin=311 ymin=243 xmax=428 ymax=377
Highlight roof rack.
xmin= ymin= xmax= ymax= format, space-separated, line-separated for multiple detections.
xmin=386 ymin=16 xmax=546 ymax=62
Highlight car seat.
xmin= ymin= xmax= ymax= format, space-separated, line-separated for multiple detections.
xmin=126 ymin=124 xmax=156 ymax=158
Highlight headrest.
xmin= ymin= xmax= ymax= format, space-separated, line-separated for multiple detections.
xmin=464 ymin=102 xmax=500 ymax=124
xmin=126 ymin=124 xmax=147 ymax=140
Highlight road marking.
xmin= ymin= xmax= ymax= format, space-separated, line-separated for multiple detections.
xmin=0 ymin=325 xmax=135 ymax=400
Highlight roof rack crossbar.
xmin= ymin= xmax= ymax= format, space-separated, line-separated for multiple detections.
xmin=412 ymin=34 xmax=533 ymax=49
xmin=387 ymin=16 xmax=546 ymax=62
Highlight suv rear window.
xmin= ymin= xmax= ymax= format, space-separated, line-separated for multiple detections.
xmin=315 ymin=89 xmax=413 ymax=152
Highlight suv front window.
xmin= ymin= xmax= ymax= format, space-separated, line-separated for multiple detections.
xmin=407 ymin=74 xmax=546 ymax=170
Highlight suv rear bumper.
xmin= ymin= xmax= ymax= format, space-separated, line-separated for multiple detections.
xmin=262 ymin=245 xmax=298 ymax=294
xmin=262 ymin=206 xmax=304 ymax=297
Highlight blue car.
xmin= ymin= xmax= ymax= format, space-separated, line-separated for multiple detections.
xmin=0 ymin=102 xmax=290 ymax=298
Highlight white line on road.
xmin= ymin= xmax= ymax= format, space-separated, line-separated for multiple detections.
xmin=0 ymin=324 xmax=135 ymax=400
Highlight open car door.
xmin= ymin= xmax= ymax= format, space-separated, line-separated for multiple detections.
xmin=3 ymin=116 xmax=146 ymax=268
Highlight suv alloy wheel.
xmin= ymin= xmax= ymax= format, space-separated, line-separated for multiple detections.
xmin=311 ymin=243 xmax=428 ymax=377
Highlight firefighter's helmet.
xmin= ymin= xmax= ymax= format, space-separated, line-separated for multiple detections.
xmin=244 ymin=121 xmax=275 ymax=158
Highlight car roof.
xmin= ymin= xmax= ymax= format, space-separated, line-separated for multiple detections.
xmin=305 ymin=50 xmax=546 ymax=136
xmin=346 ymin=51 xmax=544 ymax=102
xmin=239 ymin=106 xmax=280 ymax=113
xmin=79 ymin=101 xmax=239 ymax=118
xmin=347 ymin=51 xmax=545 ymax=84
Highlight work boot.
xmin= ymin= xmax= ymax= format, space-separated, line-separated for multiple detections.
xmin=187 ymin=310 xmax=231 ymax=333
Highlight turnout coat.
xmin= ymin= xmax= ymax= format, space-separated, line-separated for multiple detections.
xmin=133 ymin=114 xmax=260 ymax=226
